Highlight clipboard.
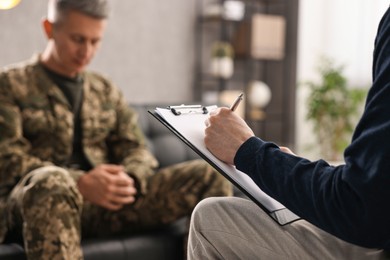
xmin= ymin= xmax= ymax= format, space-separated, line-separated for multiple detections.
xmin=148 ymin=105 xmax=300 ymax=225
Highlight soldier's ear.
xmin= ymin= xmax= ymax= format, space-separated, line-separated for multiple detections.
xmin=42 ymin=18 xmax=53 ymax=39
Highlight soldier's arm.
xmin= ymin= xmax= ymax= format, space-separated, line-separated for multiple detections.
xmin=0 ymin=76 xmax=53 ymax=197
xmin=106 ymin=86 xmax=158 ymax=195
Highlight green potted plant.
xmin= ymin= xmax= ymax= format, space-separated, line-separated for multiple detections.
xmin=305 ymin=57 xmax=367 ymax=161
xmin=210 ymin=41 xmax=234 ymax=79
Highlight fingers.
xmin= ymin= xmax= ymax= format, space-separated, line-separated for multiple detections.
xmin=280 ymin=146 xmax=296 ymax=156
xmin=205 ymin=107 xmax=219 ymax=127
xmin=109 ymin=173 xmax=137 ymax=200
xmin=204 ymin=107 xmax=230 ymax=127
xmin=209 ymin=107 xmax=219 ymax=116
xmin=101 ymin=184 xmax=137 ymax=211
xmin=113 ymin=171 xmax=134 ymax=186
xmin=205 ymin=118 xmax=210 ymax=127
xmin=97 ymin=164 xmax=124 ymax=174
xmin=79 ymin=164 xmax=140 ymax=211
xmin=111 ymin=181 xmax=137 ymax=197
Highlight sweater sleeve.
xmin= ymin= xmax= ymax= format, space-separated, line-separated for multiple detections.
xmin=234 ymin=7 xmax=390 ymax=251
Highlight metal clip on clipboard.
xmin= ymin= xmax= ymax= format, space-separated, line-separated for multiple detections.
xmin=168 ymin=104 xmax=208 ymax=116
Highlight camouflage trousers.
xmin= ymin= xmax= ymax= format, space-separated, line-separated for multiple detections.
xmin=5 ymin=159 xmax=232 ymax=260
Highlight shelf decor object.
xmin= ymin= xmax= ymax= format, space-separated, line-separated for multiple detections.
xmin=222 ymin=0 xmax=245 ymax=21
xmin=234 ymin=14 xmax=286 ymax=60
xmin=210 ymin=41 xmax=234 ymax=79
xmin=203 ymin=0 xmax=245 ymax=21
xmin=247 ymin=80 xmax=271 ymax=120
xmin=251 ymin=14 xmax=286 ymax=60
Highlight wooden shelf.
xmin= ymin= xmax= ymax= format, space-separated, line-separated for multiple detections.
xmin=194 ymin=0 xmax=299 ymax=148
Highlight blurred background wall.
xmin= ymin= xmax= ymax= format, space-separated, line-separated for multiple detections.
xmin=0 ymin=0 xmax=197 ymax=104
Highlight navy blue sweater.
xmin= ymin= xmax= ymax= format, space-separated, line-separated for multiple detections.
xmin=235 ymin=7 xmax=390 ymax=250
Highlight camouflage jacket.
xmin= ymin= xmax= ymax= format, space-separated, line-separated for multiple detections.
xmin=0 ymin=55 xmax=158 ymax=242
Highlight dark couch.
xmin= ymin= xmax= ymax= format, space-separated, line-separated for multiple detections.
xmin=0 ymin=104 xmax=204 ymax=260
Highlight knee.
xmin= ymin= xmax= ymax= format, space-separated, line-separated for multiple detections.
xmin=191 ymin=197 xmax=224 ymax=226
xmin=23 ymin=166 xmax=82 ymax=207
xmin=192 ymin=197 xmax=248 ymax=226
xmin=191 ymin=198 xmax=209 ymax=231
xmin=195 ymin=197 xmax=221 ymax=211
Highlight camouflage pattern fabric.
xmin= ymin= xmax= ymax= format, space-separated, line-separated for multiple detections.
xmin=0 ymin=56 xmax=232 ymax=259
xmin=81 ymin=160 xmax=231 ymax=238
xmin=8 ymin=166 xmax=83 ymax=260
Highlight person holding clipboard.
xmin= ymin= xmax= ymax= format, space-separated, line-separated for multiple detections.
xmin=187 ymin=7 xmax=390 ymax=259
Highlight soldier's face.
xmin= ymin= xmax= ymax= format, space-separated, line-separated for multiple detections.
xmin=48 ymin=11 xmax=107 ymax=77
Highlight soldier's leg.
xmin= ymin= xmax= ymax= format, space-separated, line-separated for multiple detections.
xmin=143 ymin=159 xmax=232 ymax=225
xmin=81 ymin=159 xmax=232 ymax=237
xmin=7 ymin=166 xmax=83 ymax=260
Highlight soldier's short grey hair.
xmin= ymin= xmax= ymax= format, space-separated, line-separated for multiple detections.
xmin=47 ymin=0 xmax=109 ymax=24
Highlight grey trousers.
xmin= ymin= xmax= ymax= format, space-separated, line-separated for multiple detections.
xmin=188 ymin=197 xmax=389 ymax=260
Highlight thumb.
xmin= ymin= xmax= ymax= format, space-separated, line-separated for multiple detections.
xmin=100 ymin=164 xmax=124 ymax=174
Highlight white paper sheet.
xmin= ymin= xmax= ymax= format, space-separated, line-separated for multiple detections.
xmin=155 ymin=106 xmax=287 ymax=212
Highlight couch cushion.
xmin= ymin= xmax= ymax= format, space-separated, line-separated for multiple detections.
xmin=82 ymin=232 xmax=184 ymax=260
xmin=0 ymin=243 xmax=26 ymax=260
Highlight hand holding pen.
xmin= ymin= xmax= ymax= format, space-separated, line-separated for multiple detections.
xmin=204 ymin=93 xmax=254 ymax=164
xmin=205 ymin=92 xmax=244 ymax=127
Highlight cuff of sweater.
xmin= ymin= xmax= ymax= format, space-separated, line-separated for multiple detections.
xmin=234 ymin=136 xmax=281 ymax=176
xmin=234 ymin=136 xmax=263 ymax=173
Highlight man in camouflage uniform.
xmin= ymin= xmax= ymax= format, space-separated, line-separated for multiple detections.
xmin=0 ymin=0 xmax=232 ymax=259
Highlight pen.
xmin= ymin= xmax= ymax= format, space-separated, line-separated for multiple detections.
xmin=230 ymin=93 xmax=244 ymax=111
